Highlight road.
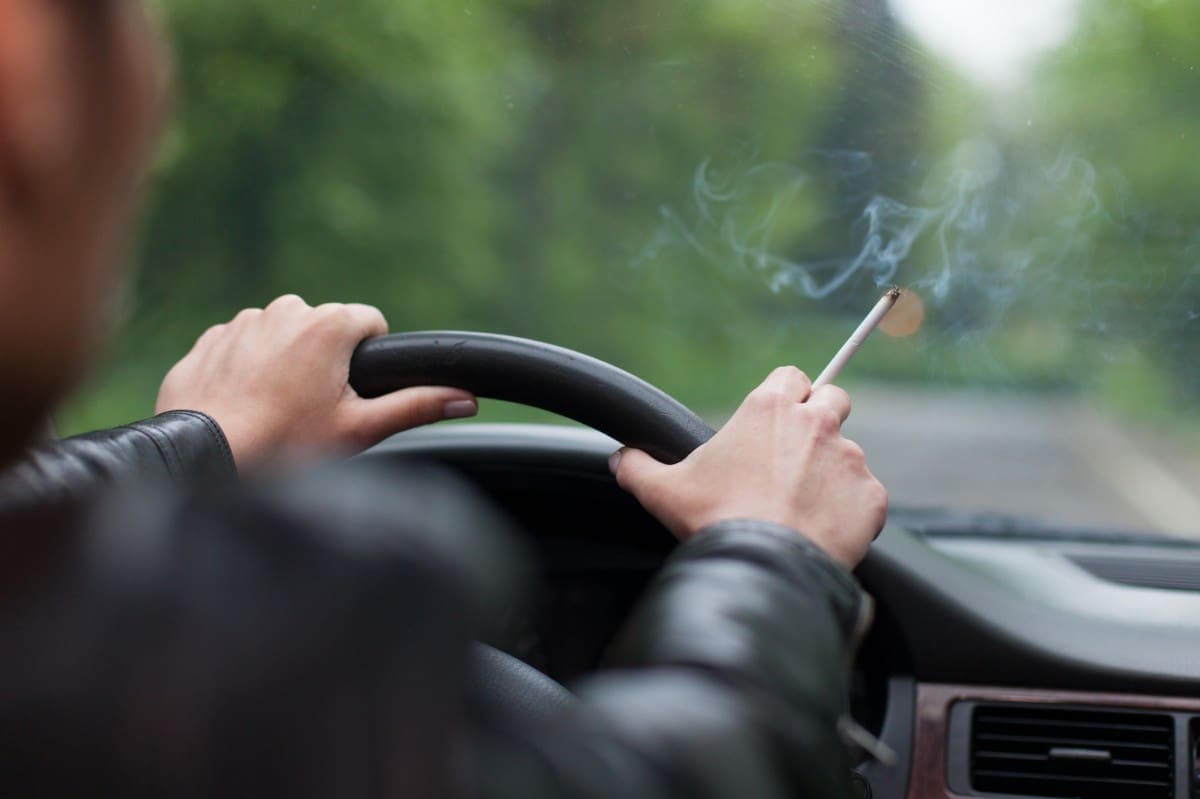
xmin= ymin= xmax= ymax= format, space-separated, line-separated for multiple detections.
xmin=841 ymin=384 xmax=1200 ymax=538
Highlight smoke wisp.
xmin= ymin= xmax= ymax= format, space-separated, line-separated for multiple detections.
xmin=634 ymin=139 xmax=1111 ymax=320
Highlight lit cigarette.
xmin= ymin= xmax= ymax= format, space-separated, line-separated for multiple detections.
xmin=811 ymin=287 xmax=902 ymax=390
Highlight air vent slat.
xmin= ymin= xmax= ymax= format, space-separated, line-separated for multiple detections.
xmin=979 ymin=718 xmax=1170 ymax=733
xmin=977 ymin=732 xmax=1170 ymax=752
xmin=977 ymin=716 xmax=1172 ymax=737
xmin=976 ymin=751 xmax=1169 ymax=770
xmin=970 ymin=704 xmax=1174 ymax=799
xmin=974 ymin=770 xmax=1171 ymax=788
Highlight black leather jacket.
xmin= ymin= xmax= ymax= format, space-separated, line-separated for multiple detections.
xmin=0 ymin=412 xmax=871 ymax=798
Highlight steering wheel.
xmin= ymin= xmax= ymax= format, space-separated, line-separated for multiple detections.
xmin=349 ymin=331 xmax=716 ymax=721
xmin=350 ymin=331 xmax=715 ymax=464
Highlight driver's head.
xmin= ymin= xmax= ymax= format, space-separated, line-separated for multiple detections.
xmin=0 ymin=0 xmax=165 ymax=458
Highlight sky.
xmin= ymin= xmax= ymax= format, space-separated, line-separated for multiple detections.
xmin=888 ymin=0 xmax=1082 ymax=90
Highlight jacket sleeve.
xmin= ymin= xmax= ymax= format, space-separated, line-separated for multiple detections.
xmin=0 ymin=453 xmax=869 ymax=798
xmin=477 ymin=519 xmax=871 ymax=799
xmin=0 ymin=411 xmax=236 ymax=511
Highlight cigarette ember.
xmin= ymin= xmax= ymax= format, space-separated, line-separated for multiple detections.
xmin=811 ymin=288 xmax=902 ymax=390
xmin=878 ymin=287 xmax=925 ymax=338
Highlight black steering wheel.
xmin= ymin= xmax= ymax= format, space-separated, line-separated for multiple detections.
xmin=350 ymin=331 xmax=715 ymax=465
xmin=349 ymin=331 xmax=717 ymax=721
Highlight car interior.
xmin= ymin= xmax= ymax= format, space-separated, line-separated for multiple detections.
xmin=351 ymin=332 xmax=1200 ymax=799
xmin=74 ymin=0 xmax=1200 ymax=797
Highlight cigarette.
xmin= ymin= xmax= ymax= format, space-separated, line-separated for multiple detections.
xmin=811 ymin=287 xmax=901 ymax=390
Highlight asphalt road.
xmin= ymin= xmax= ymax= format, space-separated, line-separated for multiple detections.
xmin=841 ymin=384 xmax=1200 ymax=539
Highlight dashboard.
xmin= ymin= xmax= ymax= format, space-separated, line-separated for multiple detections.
xmin=362 ymin=423 xmax=1200 ymax=799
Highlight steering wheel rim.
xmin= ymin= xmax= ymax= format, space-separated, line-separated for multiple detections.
xmin=350 ymin=331 xmax=716 ymax=721
xmin=349 ymin=331 xmax=715 ymax=465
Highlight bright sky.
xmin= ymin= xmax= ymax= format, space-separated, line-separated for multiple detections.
xmin=887 ymin=0 xmax=1082 ymax=89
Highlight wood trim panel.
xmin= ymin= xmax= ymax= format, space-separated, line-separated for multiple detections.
xmin=907 ymin=683 xmax=1200 ymax=799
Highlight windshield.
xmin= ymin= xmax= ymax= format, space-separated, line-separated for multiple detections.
xmin=63 ymin=0 xmax=1200 ymax=538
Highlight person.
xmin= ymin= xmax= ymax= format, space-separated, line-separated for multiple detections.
xmin=0 ymin=1 xmax=888 ymax=797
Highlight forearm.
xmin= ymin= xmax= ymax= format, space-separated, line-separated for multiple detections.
xmin=479 ymin=520 xmax=869 ymax=799
xmin=0 ymin=411 xmax=236 ymax=512
xmin=607 ymin=519 xmax=868 ymax=682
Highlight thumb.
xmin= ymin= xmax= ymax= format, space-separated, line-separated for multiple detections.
xmin=610 ymin=447 xmax=669 ymax=500
xmin=347 ymin=386 xmax=477 ymax=444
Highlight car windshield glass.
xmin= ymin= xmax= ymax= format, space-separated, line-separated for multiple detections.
xmin=65 ymin=0 xmax=1200 ymax=538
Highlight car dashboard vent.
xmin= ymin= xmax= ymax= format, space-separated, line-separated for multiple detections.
xmin=971 ymin=704 xmax=1174 ymax=798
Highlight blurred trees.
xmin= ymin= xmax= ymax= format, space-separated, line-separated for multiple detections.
xmin=1030 ymin=0 xmax=1200 ymax=401
xmin=134 ymin=0 xmax=525 ymax=353
xmin=61 ymin=0 xmax=1200 ymax=431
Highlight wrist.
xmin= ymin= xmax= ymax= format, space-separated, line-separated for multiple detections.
xmin=689 ymin=518 xmax=856 ymax=573
xmin=676 ymin=518 xmax=868 ymax=640
xmin=684 ymin=510 xmax=855 ymax=566
xmin=168 ymin=408 xmax=263 ymax=470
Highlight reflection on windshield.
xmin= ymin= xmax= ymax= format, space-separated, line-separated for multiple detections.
xmin=66 ymin=0 xmax=1200 ymax=536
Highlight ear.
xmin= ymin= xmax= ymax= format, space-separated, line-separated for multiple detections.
xmin=0 ymin=0 xmax=75 ymax=215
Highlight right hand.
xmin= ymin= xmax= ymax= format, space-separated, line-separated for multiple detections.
xmin=610 ymin=366 xmax=887 ymax=569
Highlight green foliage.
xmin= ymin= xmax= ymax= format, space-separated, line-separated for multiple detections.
xmin=59 ymin=0 xmax=1200 ymax=437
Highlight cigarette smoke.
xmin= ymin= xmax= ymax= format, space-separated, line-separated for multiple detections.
xmin=632 ymin=134 xmax=1200 ymax=393
xmin=634 ymin=137 xmax=1106 ymax=318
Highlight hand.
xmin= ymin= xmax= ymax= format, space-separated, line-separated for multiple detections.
xmin=610 ymin=366 xmax=887 ymax=568
xmin=155 ymin=295 xmax=477 ymax=467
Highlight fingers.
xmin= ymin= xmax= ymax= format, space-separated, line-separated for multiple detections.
xmin=337 ymin=303 xmax=389 ymax=339
xmin=253 ymin=298 xmax=389 ymax=356
xmin=227 ymin=297 xmax=388 ymax=336
xmin=808 ymin=384 xmax=851 ymax=423
xmin=609 ymin=447 xmax=669 ymax=501
xmin=347 ymin=386 xmax=478 ymax=445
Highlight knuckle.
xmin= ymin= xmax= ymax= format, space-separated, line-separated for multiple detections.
xmin=867 ymin=478 xmax=889 ymax=514
xmin=743 ymin=389 xmax=769 ymax=410
xmin=360 ymin=306 xmax=388 ymax=330
xmin=770 ymin=365 xmax=802 ymax=381
xmin=810 ymin=407 xmax=841 ymax=433
xmin=315 ymin=302 xmax=349 ymax=321
xmin=268 ymin=293 xmax=306 ymax=310
xmin=843 ymin=439 xmax=865 ymax=461
xmin=192 ymin=326 xmax=224 ymax=350
xmin=766 ymin=365 xmax=811 ymax=394
xmin=311 ymin=303 xmax=353 ymax=330
xmin=783 ymin=365 xmax=811 ymax=383
xmin=749 ymin=386 xmax=789 ymax=409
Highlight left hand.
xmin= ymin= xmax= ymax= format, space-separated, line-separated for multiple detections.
xmin=155 ymin=294 xmax=477 ymax=468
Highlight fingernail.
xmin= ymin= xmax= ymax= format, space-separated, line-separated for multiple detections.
xmin=608 ymin=450 xmax=622 ymax=475
xmin=443 ymin=399 xmax=478 ymax=419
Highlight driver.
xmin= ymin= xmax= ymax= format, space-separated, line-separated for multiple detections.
xmin=0 ymin=1 xmax=888 ymax=797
